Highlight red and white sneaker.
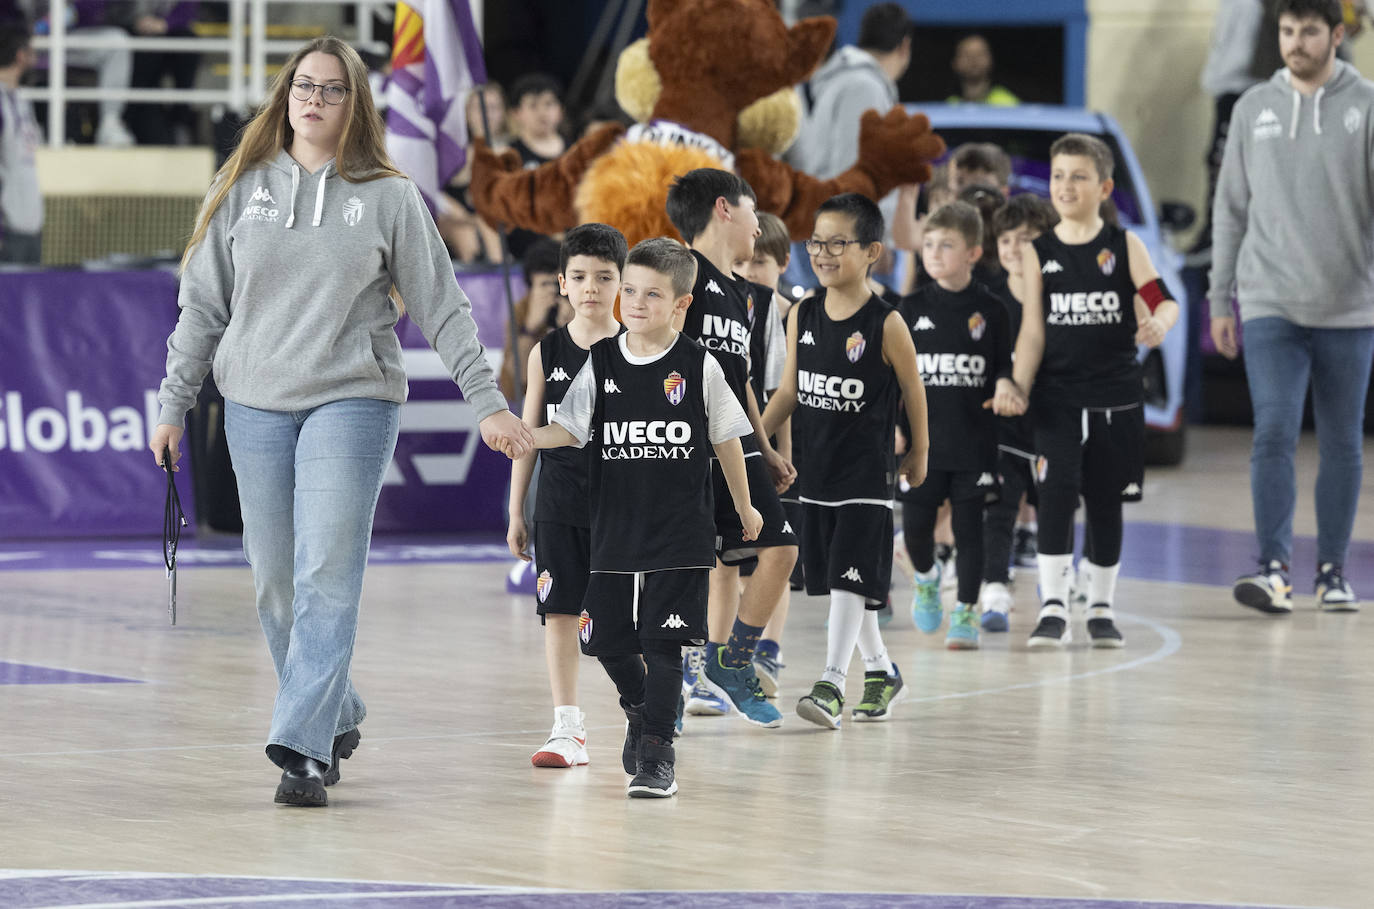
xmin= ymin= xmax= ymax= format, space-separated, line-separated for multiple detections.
xmin=531 ymin=713 xmax=589 ymax=768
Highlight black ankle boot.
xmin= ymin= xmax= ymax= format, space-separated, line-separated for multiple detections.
xmin=627 ymin=734 xmax=677 ymax=798
xmin=322 ymin=728 xmax=361 ymax=787
xmin=274 ymin=751 xmax=327 ymax=806
xmin=621 ymin=703 xmax=644 ymax=775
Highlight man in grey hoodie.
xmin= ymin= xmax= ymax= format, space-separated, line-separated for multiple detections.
xmin=1210 ymin=0 xmax=1374 ymax=615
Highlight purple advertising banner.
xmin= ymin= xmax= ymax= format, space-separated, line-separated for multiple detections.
xmin=0 ymin=270 xmax=194 ymax=539
xmin=1 ymin=267 xmax=523 ymax=539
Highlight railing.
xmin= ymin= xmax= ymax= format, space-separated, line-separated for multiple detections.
xmin=22 ymin=0 xmax=391 ymax=145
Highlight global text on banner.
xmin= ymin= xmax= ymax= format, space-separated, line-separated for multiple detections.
xmin=385 ymin=0 xmax=487 ymax=214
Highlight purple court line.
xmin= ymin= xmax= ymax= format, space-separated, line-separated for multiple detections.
xmin=0 ymin=661 xmax=141 ymax=686
xmin=0 ymin=874 xmax=1326 ymax=909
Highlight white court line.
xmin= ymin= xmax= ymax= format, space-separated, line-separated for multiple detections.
xmin=28 ymin=892 xmax=553 ymax=909
xmin=0 ymin=613 xmax=1181 ymax=761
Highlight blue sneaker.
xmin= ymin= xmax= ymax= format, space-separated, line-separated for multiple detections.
xmin=945 ymin=604 xmax=980 ymax=650
xmin=912 ymin=566 xmax=943 ymax=633
xmin=700 ymin=647 xmax=783 ymax=728
xmin=979 ymin=582 xmax=1011 ymax=632
xmin=681 ymin=645 xmax=702 ymax=695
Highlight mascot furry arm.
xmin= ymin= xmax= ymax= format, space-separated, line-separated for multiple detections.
xmin=469 ymin=0 xmax=944 ymax=245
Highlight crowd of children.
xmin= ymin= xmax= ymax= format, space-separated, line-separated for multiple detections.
xmin=506 ymin=132 xmax=1181 ymax=798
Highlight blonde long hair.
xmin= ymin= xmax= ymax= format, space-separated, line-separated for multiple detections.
xmin=181 ymin=36 xmax=402 ymax=270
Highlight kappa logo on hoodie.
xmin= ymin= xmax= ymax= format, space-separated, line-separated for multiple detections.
xmin=1253 ymin=108 xmax=1283 ymax=142
xmin=241 ymin=185 xmax=281 ymax=222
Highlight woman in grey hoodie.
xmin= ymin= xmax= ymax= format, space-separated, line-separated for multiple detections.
xmin=148 ymin=35 xmax=533 ymax=806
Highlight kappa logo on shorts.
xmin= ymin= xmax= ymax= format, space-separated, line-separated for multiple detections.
xmin=664 ymin=370 xmax=686 ymax=405
xmin=548 ymin=367 xmax=571 ymax=382
xmin=536 ymin=570 xmax=553 ymax=603
xmin=604 ymin=379 xmax=622 ymax=394
xmin=782 ymin=520 xmax=793 ymax=534
xmin=1122 ymin=482 xmax=1142 ymax=497
xmin=1036 ymin=455 xmax=1049 ymax=483
xmin=799 ymin=330 xmax=816 ymax=345
xmin=912 ymin=316 xmax=936 ymax=331
xmin=845 ymin=331 xmax=866 ymax=363
xmin=578 ymin=609 xmax=593 ymax=644
xmin=1253 ymin=107 xmax=1282 ymax=141
xmin=661 ymin=614 xmax=688 ymax=629
xmin=976 ymin=472 xmax=995 ymax=487
xmin=1041 ymin=260 xmax=1064 ymax=274
xmin=706 ymin=279 xmax=725 ymax=295
xmin=841 ymin=566 xmax=863 ymax=583
xmin=1097 ymin=248 xmax=1116 ymax=276
xmin=968 ymin=312 xmax=986 ymax=341
xmin=343 ymin=196 xmax=365 ymax=226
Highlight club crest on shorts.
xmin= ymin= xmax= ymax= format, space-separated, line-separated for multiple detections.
xmin=1036 ymin=455 xmax=1049 ymax=483
xmin=846 ymin=331 xmax=866 ymax=363
xmin=536 ymin=570 xmax=553 ymax=603
xmin=343 ymin=196 xmax=364 ymax=227
xmin=664 ymin=370 xmax=686 ymax=405
xmin=578 ymin=609 xmax=593 ymax=644
xmin=968 ymin=311 xmax=986 ymax=341
xmin=1097 ymin=248 xmax=1116 ymax=275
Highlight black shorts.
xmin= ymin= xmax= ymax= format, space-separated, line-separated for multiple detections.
xmin=533 ymin=521 xmax=592 ymax=620
xmin=801 ymin=502 xmax=893 ymax=605
xmin=997 ymin=444 xmax=1039 ymax=507
xmin=578 ymin=569 xmax=709 ymax=657
xmin=903 ymin=467 xmax=1000 ymax=509
xmin=1032 ymin=400 xmax=1144 ymax=504
xmin=713 ymin=455 xmax=798 ymax=565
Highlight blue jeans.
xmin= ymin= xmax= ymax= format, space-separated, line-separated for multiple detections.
xmin=1242 ymin=318 xmax=1374 ymax=569
xmin=225 ymin=398 xmax=400 ymax=767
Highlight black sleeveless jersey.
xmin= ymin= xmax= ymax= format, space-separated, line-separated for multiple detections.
xmin=536 ymin=326 xmax=615 ymax=525
xmin=747 ymin=281 xmax=774 ymax=405
xmin=792 ymin=291 xmax=899 ymax=504
xmin=898 ymin=281 xmax=1011 ymax=472
xmin=1032 ymin=223 xmax=1141 ymax=407
xmin=683 ymin=251 xmax=757 ymax=453
xmin=587 ymin=335 xmax=716 ymax=573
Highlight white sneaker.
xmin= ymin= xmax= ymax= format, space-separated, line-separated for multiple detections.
xmin=979 ymin=581 xmax=1011 ymax=632
xmin=531 ymin=713 xmax=589 ymax=768
xmin=1315 ymin=563 xmax=1359 ymax=612
xmin=96 ymin=117 xmax=135 ymax=147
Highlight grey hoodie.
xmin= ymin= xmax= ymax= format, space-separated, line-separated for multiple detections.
xmin=1210 ymin=60 xmax=1374 ymax=328
xmin=785 ymin=45 xmax=897 ymax=180
xmin=157 ymin=148 xmax=506 ymax=427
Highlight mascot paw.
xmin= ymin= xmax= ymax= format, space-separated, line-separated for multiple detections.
xmin=858 ymin=108 xmax=947 ymax=192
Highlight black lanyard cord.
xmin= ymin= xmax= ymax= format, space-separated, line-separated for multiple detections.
xmin=163 ymin=447 xmax=186 ymax=625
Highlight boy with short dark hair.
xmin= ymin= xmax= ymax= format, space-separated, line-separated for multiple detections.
xmin=994 ymin=133 xmax=1179 ymax=648
xmin=532 ymin=237 xmax=762 ymax=797
xmin=900 ymin=201 xmax=1015 ymax=649
xmin=763 ymin=192 xmax=929 ymax=727
xmin=949 ymin=142 xmax=1013 ymax=195
xmin=666 ymin=168 xmax=798 ymax=729
xmin=508 ymin=223 xmax=627 ymax=769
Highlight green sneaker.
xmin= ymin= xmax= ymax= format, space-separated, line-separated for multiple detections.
xmin=851 ymin=664 xmax=906 ymax=721
xmin=796 ymin=680 xmax=844 ymax=729
xmin=945 ymin=604 xmax=980 ymax=650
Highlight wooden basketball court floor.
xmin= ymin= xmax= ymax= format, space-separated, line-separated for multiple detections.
xmin=1 ymin=426 xmax=1371 ymax=909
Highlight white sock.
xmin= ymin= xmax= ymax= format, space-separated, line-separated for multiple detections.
xmin=822 ymin=589 xmax=866 ymax=687
xmin=1037 ymin=553 xmax=1074 ymax=606
xmin=554 ymin=704 xmax=583 ymax=728
xmin=1086 ymin=560 xmax=1121 ymax=607
xmin=1017 ymin=521 xmax=1038 ymax=534
xmin=856 ymin=608 xmax=894 ymax=675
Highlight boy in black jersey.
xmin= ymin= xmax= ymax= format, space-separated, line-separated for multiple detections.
xmin=979 ymin=195 xmax=1058 ymax=628
xmin=763 ymin=193 xmax=929 ymax=728
xmin=533 ymin=238 xmax=761 ymax=798
xmin=900 ymin=201 xmax=1015 ymax=650
xmin=994 ymin=133 xmax=1179 ymax=649
xmin=508 ymin=223 xmax=627 ymax=769
xmin=666 ymin=169 xmax=798 ymax=729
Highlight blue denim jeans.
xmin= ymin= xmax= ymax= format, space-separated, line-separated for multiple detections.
xmin=225 ymin=398 xmax=400 ymax=767
xmin=1242 ymin=318 xmax=1374 ymax=569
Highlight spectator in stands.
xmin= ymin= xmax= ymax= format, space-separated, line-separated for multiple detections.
xmin=503 ymin=72 xmax=565 ymax=258
xmin=499 ymin=237 xmax=566 ymax=400
xmin=947 ymin=33 xmax=1019 ymax=106
xmin=439 ymin=83 xmax=506 ymax=263
xmin=116 ymin=1 xmax=201 ymax=145
xmin=18 ymin=0 xmax=136 ymax=144
xmin=0 ymin=15 xmax=42 ymax=264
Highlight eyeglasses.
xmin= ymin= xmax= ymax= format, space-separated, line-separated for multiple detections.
xmin=291 ymin=79 xmax=349 ymax=105
xmin=804 ymin=238 xmax=865 ymax=256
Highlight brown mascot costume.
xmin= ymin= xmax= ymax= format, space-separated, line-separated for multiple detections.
xmin=469 ymin=0 xmax=945 ymax=247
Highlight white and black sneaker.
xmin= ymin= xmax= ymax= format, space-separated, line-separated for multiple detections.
xmin=1315 ymin=563 xmax=1359 ymax=612
xmin=1086 ymin=604 xmax=1124 ymax=648
xmin=1233 ymin=560 xmax=1292 ymax=614
xmin=1028 ymin=602 xmax=1071 ymax=649
xmin=627 ymin=735 xmax=677 ymax=798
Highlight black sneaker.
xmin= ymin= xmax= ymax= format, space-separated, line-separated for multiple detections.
xmin=1028 ymin=602 xmax=1070 ymax=649
xmin=322 ymin=728 xmax=360 ymax=787
xmin=622 ymin=703 xmax=643 ymax=774
xmin=627 ymin=734 xmax=677 ymax=798
xmin=1315 ymin=563 xmax=1359 ymax=612
xmin=1086 ymin=604 xmax=1125 ymax=649
xmin=1013 ymin=526 xmax=1038 ymax=568
xmin=1234 ymin=560 xmax=1292 ymax=614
